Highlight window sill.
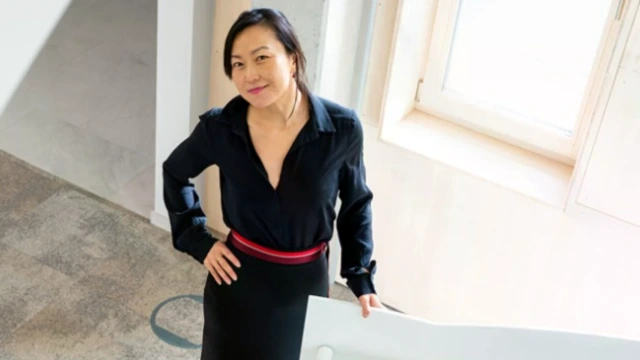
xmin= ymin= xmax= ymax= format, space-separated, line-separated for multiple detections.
xmin=379 ymin=110 xmax=574 ymax=208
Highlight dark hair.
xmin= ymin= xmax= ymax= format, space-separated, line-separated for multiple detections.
xmin=224 ymin=8 xmax=309 ymax=96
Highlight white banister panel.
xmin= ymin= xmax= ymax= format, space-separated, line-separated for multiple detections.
xmin=301 ymin=296 xmax=640 ymax=360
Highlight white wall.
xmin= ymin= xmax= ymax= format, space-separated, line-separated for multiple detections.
xmin=353 ymin=2 xmax=640 ymax=341
xmin=152 ymin=0 xmax=214 ymax=230
xmin=0 ymin=0 xmax=71 ymax=116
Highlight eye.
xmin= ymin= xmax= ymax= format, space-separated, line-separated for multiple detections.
xmin=232 ymin=62 xmax=243 ymax=68
xmin=256 ymin=55 xmax=268 ymax=62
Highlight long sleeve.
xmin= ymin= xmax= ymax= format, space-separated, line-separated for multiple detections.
xmin=162 ymin=109 xmax=220 ymax=264
xmin=336 ymin=114 xmax=377 ymax=298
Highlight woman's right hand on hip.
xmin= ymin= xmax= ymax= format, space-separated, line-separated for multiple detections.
xmin=204 ymin=241 xmax=241 ymax=285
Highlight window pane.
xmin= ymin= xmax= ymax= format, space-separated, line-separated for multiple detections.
xmin=443 ymin=0 xmax=612 ymax=134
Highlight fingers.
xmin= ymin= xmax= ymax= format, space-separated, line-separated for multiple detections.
xmin=223 ymin=248 xmax=241 ymax=268
xmin=204 ymin=242 xmax=240 ymax=286
xmin=212 ymin=257 xmax=234 ymax=285
xmin=218 ymin=256 xmax=238 ymax=282
xmin=370 ymin=295 xmax=384 ymax=309
xmin=359 ymin=295 xmax=384 ymax=318
xmin=205 ymin=259 xmax=223 ymax=285
xmin=359 ymin=295 xmax=372 ymax=318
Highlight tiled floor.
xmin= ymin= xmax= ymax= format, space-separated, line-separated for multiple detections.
xmin=0 ymin=150 xmax=359 ymax=359
xmin=0 ymin=0 xmax=156 ymax=219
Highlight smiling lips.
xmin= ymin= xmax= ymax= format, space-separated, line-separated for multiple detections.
xmin=248 ymin=85 xmax=266 ymax=94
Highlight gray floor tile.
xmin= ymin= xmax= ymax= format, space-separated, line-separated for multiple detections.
xmin=0 ymin=243 xmax=76 ymax=344
xmin=125 ymin=258 xmax=208 ymax=319
xmin=74 ymin=233 xmax=182 ymax=311
xmin=152 ymin=296 xmax=204 ymax=347
xmin=2 ymin=285 xmax=148 ymax=360
xmin=74 ymin=341 xmax=197 ymax=360
xmin=1 ymin=189 xmax=130 ymax=276
xmin=0 ymin=151 xmax=63 ymax=229
xmin=0 ymin=349 xmax=22 ymax=360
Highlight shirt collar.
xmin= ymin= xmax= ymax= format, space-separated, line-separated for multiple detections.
xmin=308 ymin=93 xmax=337 ymax=133
xmin=218 ymin=92 xmax=337 ymax=135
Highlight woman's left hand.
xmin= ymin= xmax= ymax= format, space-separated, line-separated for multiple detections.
xmin=358 ymin=294 xmax=384 ymax=318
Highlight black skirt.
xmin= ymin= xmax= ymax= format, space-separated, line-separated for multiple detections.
xmin=200 ymin=239 xmax=330 ymax=360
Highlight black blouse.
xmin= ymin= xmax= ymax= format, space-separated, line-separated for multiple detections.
xmin=162 ymin=93 xmax=376 ymax=297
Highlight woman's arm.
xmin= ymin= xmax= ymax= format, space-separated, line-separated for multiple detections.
xmin=337 ymin=112 xmax=377 ymax=299
xmin=162 ymin=109 xmax=221 ymax=264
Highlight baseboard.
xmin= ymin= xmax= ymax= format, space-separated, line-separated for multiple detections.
xmin=334 ymin=277 xmax=347 ymax=286
xmin=149 ymin=210 xmax=228 ymax=240
xmin=150 ymin=210 xmax=171 ymax=232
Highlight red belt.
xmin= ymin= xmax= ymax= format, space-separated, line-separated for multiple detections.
xmin=229 ymin=230 xmax=327 ymax=265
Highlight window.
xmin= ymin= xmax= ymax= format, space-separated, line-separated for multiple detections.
xmin=366 ymin=0 xmax=634 ymax=206
xmin=410 ymin=0 xmax=626 ymax=163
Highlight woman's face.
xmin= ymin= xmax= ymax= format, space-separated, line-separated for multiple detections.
xmin=230 ymin=25 xmax=296 ymax=108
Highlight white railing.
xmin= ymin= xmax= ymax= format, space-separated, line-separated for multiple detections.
xmin=301 ymin=296 xmax=640 ymax=360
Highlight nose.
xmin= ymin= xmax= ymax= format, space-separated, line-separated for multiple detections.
xmin=245 ymin=63 xmax=260 ymax=83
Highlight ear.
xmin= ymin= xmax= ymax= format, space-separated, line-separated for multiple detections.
xmin=290 ymin=54 xmax=297 ymax=77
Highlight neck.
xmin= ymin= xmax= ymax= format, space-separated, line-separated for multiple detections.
xmin=252 ymin=82 xmax=300 ymax=129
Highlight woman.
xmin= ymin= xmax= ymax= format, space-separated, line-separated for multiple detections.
xmin=162 ymin=8 xmax=382 ymax=360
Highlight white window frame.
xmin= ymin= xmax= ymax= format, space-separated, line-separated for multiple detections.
xmin=389 ymin=0 xmax=630 ymax=165
xmin=363 ymin=0 xmax=637 ymax=207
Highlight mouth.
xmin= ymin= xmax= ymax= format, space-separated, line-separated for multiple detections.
xmin=248 ymin=85 xmax=267 ymax=94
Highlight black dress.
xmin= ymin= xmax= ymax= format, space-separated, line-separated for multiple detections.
xmin=162 ymin=93 xmax=377 ymax=359
xmin=200 ymin=235 xmax=329 ymax=359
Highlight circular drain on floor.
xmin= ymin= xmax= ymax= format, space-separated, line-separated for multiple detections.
xmin=150 ymin=294 xmax=203 ymax=348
